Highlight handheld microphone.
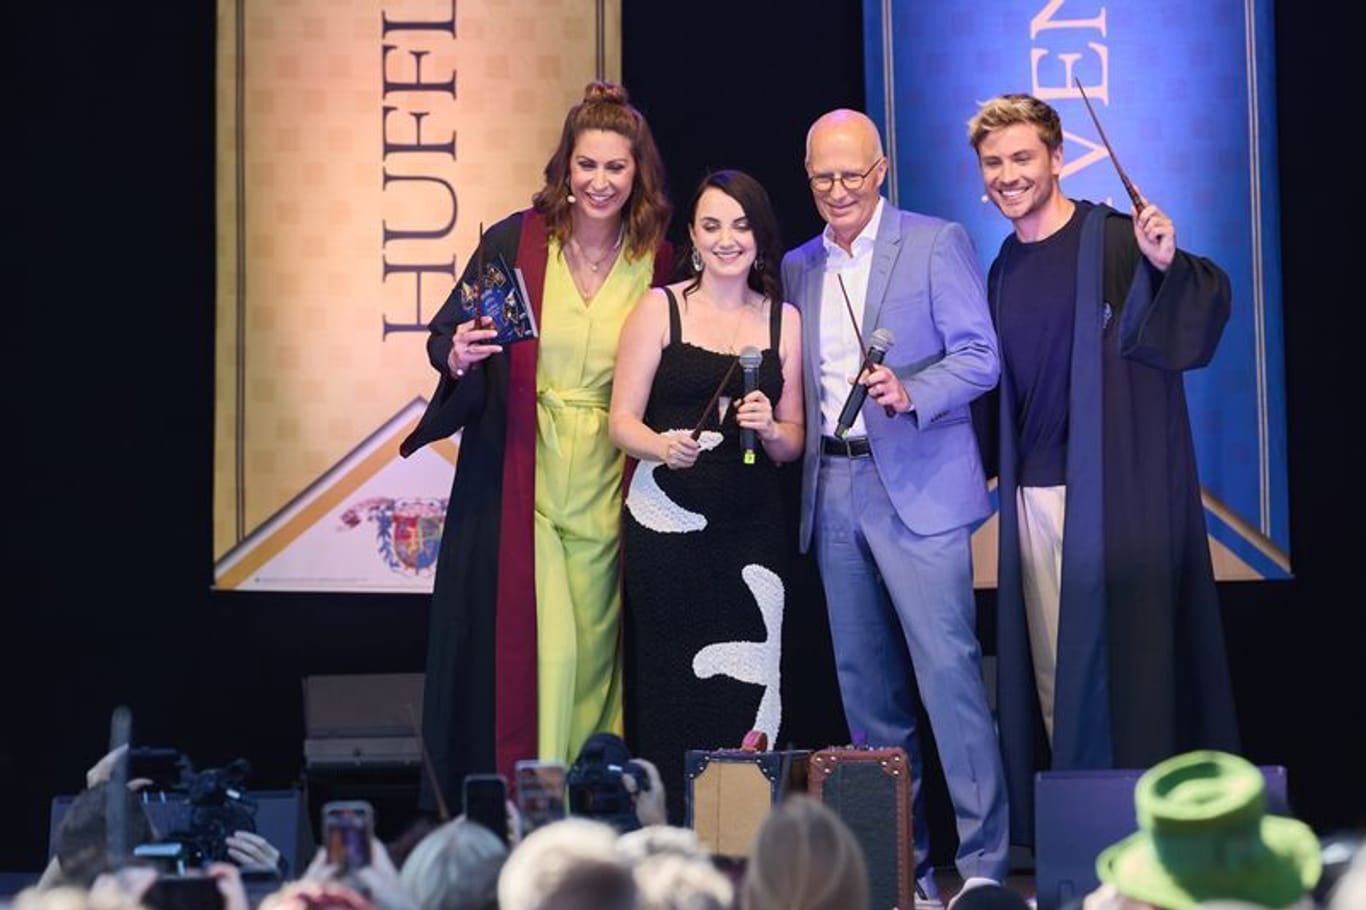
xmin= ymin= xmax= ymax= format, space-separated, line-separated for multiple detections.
xmin=738 ymin=345 xmax=763 ymax=465
xmin=833 ymin=327 xmax=896 ymax=440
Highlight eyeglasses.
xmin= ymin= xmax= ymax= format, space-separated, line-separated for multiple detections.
xmin=808 ymin=157 xmax=884 ymax=193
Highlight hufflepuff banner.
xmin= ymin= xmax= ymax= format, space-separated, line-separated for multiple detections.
xmin=214 ymin=0 xmax=621 ymax=591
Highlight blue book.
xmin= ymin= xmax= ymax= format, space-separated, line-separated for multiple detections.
xmin=457 ymin=252 xmax=539 ymax=345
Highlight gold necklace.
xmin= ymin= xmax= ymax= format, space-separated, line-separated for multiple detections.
xmin=569 ymin=226 xmax=624 ymax=273
xmin=706 ymin=291 xmax=751 ymax=353
xmin=726 ymin=303 xmax=747 ymax=353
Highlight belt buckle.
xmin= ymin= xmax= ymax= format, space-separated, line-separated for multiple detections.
xmin=827 ymin=435 xmax=863 ymax=457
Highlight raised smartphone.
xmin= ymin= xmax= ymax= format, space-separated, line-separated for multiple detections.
xmin=462 ymin=773 xmax=509 ymax=846
xmin=321 ymin=800 xmax=374 ymax=870
xmin=514 ymin=760 xmax=567 ymax=834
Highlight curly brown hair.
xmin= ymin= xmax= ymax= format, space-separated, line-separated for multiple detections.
xmin=532 ymin=81 xmax=672 ymax=261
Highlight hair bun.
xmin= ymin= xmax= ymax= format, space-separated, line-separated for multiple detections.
xmin=582 ymin=80 xmax=628 ymax=106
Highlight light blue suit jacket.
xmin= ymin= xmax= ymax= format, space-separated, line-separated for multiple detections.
xmin=781 ymin=202 xmax=1000 ymax=551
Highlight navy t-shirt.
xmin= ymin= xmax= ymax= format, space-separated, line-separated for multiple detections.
xmin=997 ymin=201 xmax=1092 ymax=487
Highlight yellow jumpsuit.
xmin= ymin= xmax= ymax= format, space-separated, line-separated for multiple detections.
xmin=533 ymin=240 xmax=654 ymax=764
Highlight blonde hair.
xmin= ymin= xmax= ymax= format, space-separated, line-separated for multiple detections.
xmin=741 ymin=796 xmax=869 ymax=910
xmin=399 ymin=817 xmax=507 ymax=910
xmin=497 ymin=818 xmax=631 ymax=910
xmin=615 ymin=824 xmax=709 ymax=864
xmin=11 ymin=886 xmax=144 ymax=910
xmin=633 ymin=853 xmax=733 ymax=910
xmin=967 ymin=93 xmax=1063 ymax=153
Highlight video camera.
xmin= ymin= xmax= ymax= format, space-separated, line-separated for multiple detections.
xmin=129 ymin=748 xmax=258 ymax=871
xmin=565 ymin=733 xmax=649 ymax=833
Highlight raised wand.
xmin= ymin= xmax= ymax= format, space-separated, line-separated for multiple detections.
xmin=1074 ymin=78 xmax=1146 ymax=214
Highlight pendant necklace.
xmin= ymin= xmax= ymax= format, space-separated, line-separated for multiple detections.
xmin=725 ymin=302 xmax=746 ymax=354
xmin=570 ymin=225 xmax=624 ymax=273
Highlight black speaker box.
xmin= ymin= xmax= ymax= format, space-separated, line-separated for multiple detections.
xmin=1033 ymin=765 xmax=1289 ymax=910
xmin=302 ymin=673 xmax=424 ymax=770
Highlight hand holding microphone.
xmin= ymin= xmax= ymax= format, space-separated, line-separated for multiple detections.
xmin=834 ymin=327 xmax=897 ymax=440
xmin=865 ymin=363 xmax=907 ymax=417
xmin=737 ymin=346 xmax=763 ymax=465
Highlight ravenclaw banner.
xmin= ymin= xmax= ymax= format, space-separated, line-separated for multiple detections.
xmin=214 ymin=0 xmax=620 ymax=591
xmin=863 ymin=0 xmax=1291 ymax=582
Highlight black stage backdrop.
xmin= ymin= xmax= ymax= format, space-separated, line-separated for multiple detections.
xmin=4 ymin=0 xmax=1358 ymax=876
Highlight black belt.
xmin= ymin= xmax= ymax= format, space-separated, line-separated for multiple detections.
xmin=822 ymin=436 xmax=871 ymax=457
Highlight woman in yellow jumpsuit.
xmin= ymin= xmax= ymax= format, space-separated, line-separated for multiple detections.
xmin=401 ymin=80 xmax=673 ymax=805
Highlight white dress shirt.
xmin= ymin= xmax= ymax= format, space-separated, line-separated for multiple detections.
xmin=818 ymin=198 xmax=885 ymax=438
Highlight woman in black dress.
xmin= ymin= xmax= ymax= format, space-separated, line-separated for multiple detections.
xmin=609 ymin=170 xmax=805 ymax=823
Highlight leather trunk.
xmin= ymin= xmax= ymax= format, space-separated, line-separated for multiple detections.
xmin=685 ymin=747 xmax=809 ymax=857
xmin=807 ymin=746 xmax=913 ymax=910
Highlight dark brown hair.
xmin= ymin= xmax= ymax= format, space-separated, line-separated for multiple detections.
xmin=680 ymin=169 xmax=784 ymax=306
xmin=532 ymin=81 xmax=671 ymax=261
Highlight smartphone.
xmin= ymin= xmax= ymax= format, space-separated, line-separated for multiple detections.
xmin=515 ymin=760 xmax=567 ymax=835
xmin=141 ymin=876 xmax=225 ymax=910
xmin=321 ymin=800 xmax=374 ymax=870
xmin=462 ymin=773 xmax=509 ymax=846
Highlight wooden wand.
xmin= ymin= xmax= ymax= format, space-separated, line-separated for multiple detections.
xmin=690 ymin=356 xmax=741 ymax=440
xmin=1074 ymin=78 xmax=1146 ymax=214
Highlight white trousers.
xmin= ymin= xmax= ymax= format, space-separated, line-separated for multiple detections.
xmin=1017 ymin=485 xmax=1066 ymax=743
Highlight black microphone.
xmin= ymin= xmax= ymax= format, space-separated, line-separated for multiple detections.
xmin=834 ymin=327 xmax=896 ymax=440
xmin=738 ymin=345 xmax=763 ymax=465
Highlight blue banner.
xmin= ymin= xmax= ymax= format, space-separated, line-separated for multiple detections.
xmin=865 ymin=0 xmax=1289 ymax=578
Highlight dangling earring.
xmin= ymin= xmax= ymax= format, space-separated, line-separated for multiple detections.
xmin=690 ymin=248 xmax=703 ymax=273
xmin=565 ymin=181 xmax=576 ymax=205
xmin=752 ymin=255 xmax=766 ymax=273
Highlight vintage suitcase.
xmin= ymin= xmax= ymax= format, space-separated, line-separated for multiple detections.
xmin=808 ymin=745 xmax=913 ymax=910
xmin=686 ymin=733 xmax=809 ymax=857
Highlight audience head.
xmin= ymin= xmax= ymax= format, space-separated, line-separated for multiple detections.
xmin=681 ymin=169 xmax=784 ymax=305
xmin=10 ymin=885 xmax=144 ymax=910
xmin=614 ymin=825 xmax=709 ymax=864
xmin=741 ymin=794 xmax=869 ymax=910
xmin=632 ymin=852 xmax=733 ymax=910
xmin=259 ymin=881 xmax=375 ymax=910
xmin=1324 ymin=834 xmax=1366 ymax=910
xmin=1095 ymin=750 xmax=1321 ymax=910
xmin=618 ymin=825 xmax=732 ymax=910
xmin=533 ymin=80 xmax=671 ymax=259
xmin=50 ymin=782 xmax=156 ymax=888
xmin=497 ymin=817 xmax=633 ymax=910
xmin=399 ymin=817 xmax=508 ymax=910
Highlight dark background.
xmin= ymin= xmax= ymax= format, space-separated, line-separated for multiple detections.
xmin=6 ymin=0 xmax=1358 ymax=877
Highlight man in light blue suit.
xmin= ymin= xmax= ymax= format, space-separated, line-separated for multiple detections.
xmin=781 ymin=109 xmax=1009 ymax=902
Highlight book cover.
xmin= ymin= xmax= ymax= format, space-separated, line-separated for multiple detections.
xmin=457 ymin=252 xmax=539 ymax=345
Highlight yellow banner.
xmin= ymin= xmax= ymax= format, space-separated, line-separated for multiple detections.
xmin=215 ymin=0 xmax=619 ymax=589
